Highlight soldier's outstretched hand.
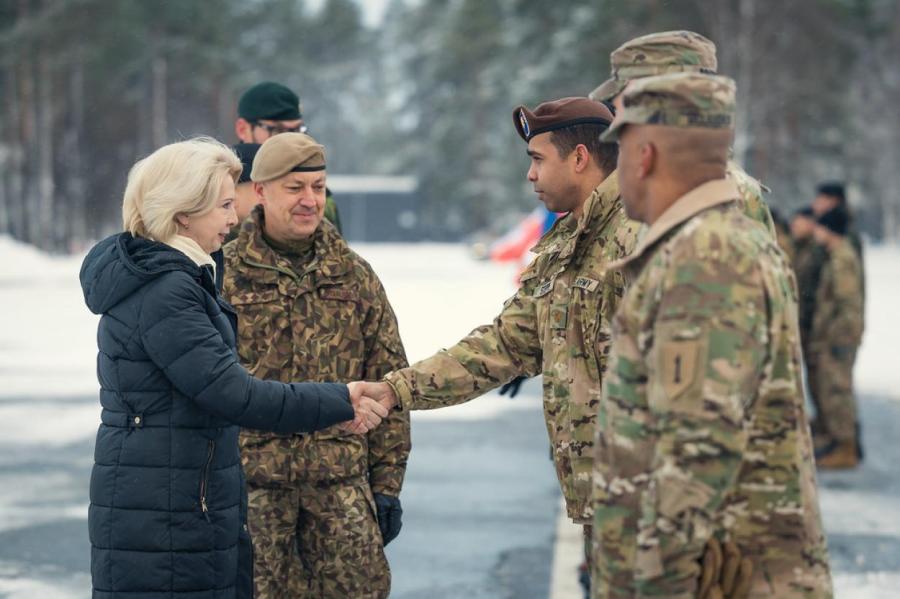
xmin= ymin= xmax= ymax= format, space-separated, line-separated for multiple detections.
xmin=343 ymin=382 xmax=390 ymax=434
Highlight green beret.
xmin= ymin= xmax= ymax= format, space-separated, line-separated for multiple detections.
xmin=251 ymin=133 xmax=326 ymax=183
xmin=590 ymin=31 xmax=718 ymax=102
xmin=600 ymin=72 xmax=736 ymax=142
xmin=238 ymin=82 xmax=302 ymax=121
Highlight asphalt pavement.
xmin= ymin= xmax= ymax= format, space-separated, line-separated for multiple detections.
xmin=1 ymin=386 xmax=898 ymax=597
xmin=0 ymin=383 xmax=562 ymax=598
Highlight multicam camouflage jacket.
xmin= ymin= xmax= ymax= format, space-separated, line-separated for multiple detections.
xmin=727 ymin=160 xmax=776 ymax=237
xmin=384 ymin=173 xmax=640 ymax=523
xmin=593 ymin=179 xmax=833 ymax=598
xmin=792 ymin=237 xmax=827 ymax=349
xmin=810 ymin=237 xmax=865 ymax=354
xmin=223 ymin=207 xmax=410 ymax=496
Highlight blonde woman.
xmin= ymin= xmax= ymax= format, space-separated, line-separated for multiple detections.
xmin=79 ymin=137 xmax=385 ymax=598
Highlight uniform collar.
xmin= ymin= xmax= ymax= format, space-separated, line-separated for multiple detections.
xmin=533 ymin=170 xmax=621 ymax=256
xmin=610 ymin=178 xmax=739 ymax=270
xmin=234 ymin=206 xmax=353 ymax=280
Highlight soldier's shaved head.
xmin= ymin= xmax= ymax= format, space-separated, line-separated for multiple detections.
xmin=618 ymin=124 xmax=732 ymax=223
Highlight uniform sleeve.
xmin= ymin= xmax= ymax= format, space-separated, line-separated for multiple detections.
xmin=139 ymin=274 xmax=354 ymax=433
xmin=359 ymin=272 xmax=412 ymax=496
xmin=383 ymin=281 xmax=543 ymax=411
xmin=595 ymin=256 xmax=765 ymax=597
xmin=729 ymin=164 xmax=777 ymax=238
xmin=827 ymin=250 xmax=864 ymax=346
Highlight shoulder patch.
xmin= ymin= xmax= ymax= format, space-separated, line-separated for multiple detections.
xmin=660 ymin=339 xmax=701 ymax=401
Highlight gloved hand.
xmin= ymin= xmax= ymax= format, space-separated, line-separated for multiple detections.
xmin=498 ymin=376 xmax=528 ymax=398
xmin=698 ymin=538 xmax=753 ymax=599
xmin=373 ymin=493 xmax=403 ymax=546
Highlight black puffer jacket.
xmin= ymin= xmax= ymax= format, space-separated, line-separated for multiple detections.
xmin=80 ymin=233 xmax=354 ymax=598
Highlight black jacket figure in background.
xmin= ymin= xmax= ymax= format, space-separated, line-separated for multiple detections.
xmin=80 ymin=232 xmax=354 ymax=598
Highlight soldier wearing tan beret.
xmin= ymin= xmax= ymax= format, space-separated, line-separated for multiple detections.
xmin=223 ymin=132 xmax=411 ymax=598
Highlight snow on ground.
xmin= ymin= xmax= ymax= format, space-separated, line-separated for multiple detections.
xmin=1 ymin=234 xmax=899 ymax=596
xmin=854 ymin=244 xmax=900 ymax=399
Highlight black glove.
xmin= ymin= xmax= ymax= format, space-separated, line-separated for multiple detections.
xmin=373 ymin=493 xmax=403 ymax=546
xmin=498 ymin=375 xmax=527 ymax=398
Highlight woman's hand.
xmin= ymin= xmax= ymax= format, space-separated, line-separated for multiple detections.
xmin=341 ymin=382 xmax=391 ymax=434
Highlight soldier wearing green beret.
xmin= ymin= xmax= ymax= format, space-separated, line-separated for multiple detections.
xmin=590 ymin=31 xmax=778 ymax=239
xmin=235 ymin=82 xmax=343 ymax=234
xmin=222 ymin=133 xmax=410 ymax=598
xmin=591 ymin=72 xmax=832 ymax=598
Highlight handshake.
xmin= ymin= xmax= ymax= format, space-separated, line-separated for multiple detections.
xmin=340 ymin=381 xmax=400 ymax=434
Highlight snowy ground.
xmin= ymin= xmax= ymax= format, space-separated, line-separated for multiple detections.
xmin=0 ymin=235 xmax=898 ymax=597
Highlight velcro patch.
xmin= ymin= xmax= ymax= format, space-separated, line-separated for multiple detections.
xmin=660 ymin=340 xmax=701 ymax=401
xmin=572 ymin=276 xmax=600 ymax=292
xmin=549 ymin=303 xmax=568 ymax=329
xmin=533 ymin=279 xmax=554 ymax=298
xmin=319 ymin=287 xmax=358 ymax=302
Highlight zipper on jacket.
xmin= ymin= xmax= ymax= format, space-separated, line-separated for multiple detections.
xmin=199 ymin=439 xmax=215 ymax=523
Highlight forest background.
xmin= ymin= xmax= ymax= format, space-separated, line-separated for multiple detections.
xmin=2 ymin=0 xmax=898 ymax=251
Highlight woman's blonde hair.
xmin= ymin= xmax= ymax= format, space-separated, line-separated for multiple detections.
xmin=122 ymin=137 xmax=242 ymax=241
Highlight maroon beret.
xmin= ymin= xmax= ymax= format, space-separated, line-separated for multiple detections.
xmin=513 ymin=97 xmax=614 ymax=142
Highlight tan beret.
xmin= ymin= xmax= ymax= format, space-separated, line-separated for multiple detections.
xmin=590 ymin=30 xmax=718 ymax=102
xmin=250 ymin=132 xmax=326 ymax=182
xmin=600 ymin=72 xmax=736 ymax=142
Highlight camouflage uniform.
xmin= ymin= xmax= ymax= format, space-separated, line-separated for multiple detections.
xmin=593 ymin=74 xmax=832 ymax=598
xmin=792 ymin=237 xmax=827 ymax=354
xmin=590 ymin=30 xmax=777 ymax=237
xmin=727 ymin=160 xmax=777 ymax=237
xmin=385 ymin=173 xmax=640 ymax=525
xmin=594 ymin=180 xmax=832 ymax=598
xmin=223 ymin=207 xmax=410 ymax=599
xmin=807 ymin=237 xmax=864 ymax=445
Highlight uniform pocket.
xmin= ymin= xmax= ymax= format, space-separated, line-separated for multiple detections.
xmin=229 ymin=288 xmax=291 ymax=378
xmin=239 ymin=431 xmax=293 ymax=487
xmin=309 ymin=433 xmax=368 ymax=483
xmin=311 ymin=285 xmax=366 ymax=374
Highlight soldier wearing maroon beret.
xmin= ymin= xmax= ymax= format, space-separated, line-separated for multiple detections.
xmin=351 ymin=96 xmax=641 ymax=595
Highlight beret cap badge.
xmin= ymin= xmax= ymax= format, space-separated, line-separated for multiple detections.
xmin=518 ymin=110 xmax=530 ymax=138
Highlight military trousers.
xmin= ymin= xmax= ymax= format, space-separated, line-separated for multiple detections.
xmin=241 ymin=431 xmax=390 ymax=599
xmin=807 ymin=344 xmax=859 ymax=444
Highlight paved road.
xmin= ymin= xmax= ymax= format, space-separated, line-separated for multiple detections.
xmin=1 ymin=387 xmax=898 ymax=597
xmin=0 ymin=383 xmax=562 ymax=598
